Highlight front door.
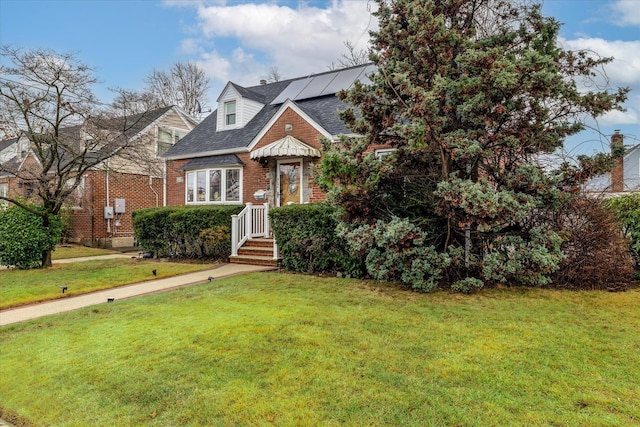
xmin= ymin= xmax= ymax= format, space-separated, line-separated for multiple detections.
xmin=277 ymin=160 xmax=302 ymax=206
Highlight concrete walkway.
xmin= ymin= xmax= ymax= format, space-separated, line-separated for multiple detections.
xmin=52 ymin=253 xmax=134 ymax=263
xmin=0 ymin=262 xmax=275 ymax=326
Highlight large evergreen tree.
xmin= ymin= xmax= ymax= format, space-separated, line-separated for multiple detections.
xmin=318 ymin=0 xmax=628 ymax=289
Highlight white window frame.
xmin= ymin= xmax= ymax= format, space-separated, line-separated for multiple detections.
xmin=185 ymin=167 xmax=242 ymax=205
xmin=225 ymin=101 xmax=236 ymax=126
xmin=375 ymin=148 xmax=396 ymax=160
xmin=0 ymin=183 xmax=8 ymax=208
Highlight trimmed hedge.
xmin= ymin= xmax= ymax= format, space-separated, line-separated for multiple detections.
xmin=269 ymin=203 xmax=362 ymax=275
xmin=132 ymin=205 xmax=243 ymax=259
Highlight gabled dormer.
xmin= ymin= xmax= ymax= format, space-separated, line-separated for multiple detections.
xmin=216 ymin=82 xmax=265 ymax=132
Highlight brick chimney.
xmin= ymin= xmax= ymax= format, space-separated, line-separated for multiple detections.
xmin=611 ymin=130 xmax=624 ymax=193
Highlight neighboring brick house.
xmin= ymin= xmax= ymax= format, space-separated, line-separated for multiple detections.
xmin=584 ymin=131 xmax=640 ymax=194
xmin=0 ymin=106 xmax=198 ymax=248
xmin=163 ymin=63 xmax=378 ymax=262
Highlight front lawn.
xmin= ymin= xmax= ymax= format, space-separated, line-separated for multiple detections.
xmin=0 ymin=259 xmax=213 ymax=309
xmin=1 ymin=273 xmax=638 ymax=426
xmin=51 ymin=244 xmax=120 ymax=260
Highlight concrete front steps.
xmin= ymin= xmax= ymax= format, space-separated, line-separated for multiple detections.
xmin=229 ymin=237 xmax=280 ymax=267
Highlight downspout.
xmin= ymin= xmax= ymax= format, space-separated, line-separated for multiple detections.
xmin=105 ymin=160 xmax=110 ymax=234
xmin=162 ymin=162 xmax=167 ymax=206
xmin=149 ymin=174 xmax=160 ymax=207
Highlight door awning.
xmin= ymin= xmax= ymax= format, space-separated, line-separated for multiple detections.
xmin=250 ymin=135 xmax=321 ymax=160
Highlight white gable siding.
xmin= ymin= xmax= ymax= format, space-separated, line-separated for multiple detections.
xmin=623 ymin=147 xmax=640 ymax=191
xmin=242 ymin=98 xmax=263 ymax=125
xmin=217 ymin=85 xmax=264 ymax=131
xmin=0 ymin=143 xmax=17 ymax=163
xmin=217 ymin=87 xmax=240 ymax=131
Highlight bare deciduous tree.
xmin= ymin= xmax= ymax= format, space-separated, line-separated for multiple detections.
xmin=328 ymin=40 xmax=371 ymax=70
xmin=265 ymin=66 xmax=283 ymax=83
xmin=0 ymin=46 xmax=158 ymax=267
xmin=117 ymin=62 xmax=210 ymax=116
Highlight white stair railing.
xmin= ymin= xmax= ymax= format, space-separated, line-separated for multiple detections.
xmin=231 ymin=202 xmax=276 ymax=258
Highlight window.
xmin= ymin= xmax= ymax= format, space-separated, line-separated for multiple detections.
xmin=0 ymin=183 xmax=7 ymax=208
xmin=225 ymin=101 xmax=236 ymax=126
xmin=64 ymin=177 xmax=85 ymax=207
xmin=186 ymin=167 xmax=242 ymax=204
xmin=375 ymin=148 xmax=396 ymax=160
xmin=157 ymin=127 xmax=189 ymax=157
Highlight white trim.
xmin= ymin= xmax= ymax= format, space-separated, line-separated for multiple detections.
xmin=216 ymin=82 xmax=238 ymax=103
xmin=184 ymin=166 xmax=243 ymax=205
xmin=375 ymin=148 xmax=396 ymax=160
xmin=164 ymin=147 xmax=249 ymax=161
xmin=247 ymin=100 xmax=333 ymax=151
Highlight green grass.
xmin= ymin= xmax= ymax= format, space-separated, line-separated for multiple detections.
xmin=0 ymin=259 xmax=212 ymax=309
xmin=1 ymin=273 xmax=638 ymax=426
xmin=51 ymin=244 xmax=120 ymax=260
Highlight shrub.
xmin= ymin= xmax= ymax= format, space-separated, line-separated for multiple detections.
xmin=0 ymin=204 xmax=62 ymax=269
xmin=552 ymin=197 xmax=634 ymax=289
xmin=481 ymin=226 xmax=565 ymax=287
xmin=200 ymin=226 xmax=230 ymax=260
xmin=58 ymin=206 xmax=73 ymax=244
xmin=451 ymin=277 xmax=485 ymax=294
xmin=269 ymin=203 xmax=362 ymax=275
xmin=342 ymin=217 xmax=450 ymax=292
xmin=133 ymin=205 xmax=243 ymax=259
xmin=603 ymin=193 xmax=640 ymax=268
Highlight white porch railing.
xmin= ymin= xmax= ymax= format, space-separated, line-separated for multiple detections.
xmin=231 ymin=202 xmax=277 ymax=259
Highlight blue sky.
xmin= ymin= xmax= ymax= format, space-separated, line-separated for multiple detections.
xmin=1 ymin=0 xmax=638 ymax=156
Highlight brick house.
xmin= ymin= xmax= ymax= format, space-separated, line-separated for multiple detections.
xmin=0 ymin=106 xmax=198 ymax=248
xmin=584 ymin=131 xmax=640 ymax=194
xmin=163 ymin=63 xmax=379 ymax=262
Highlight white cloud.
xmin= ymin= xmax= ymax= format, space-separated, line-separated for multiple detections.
xmin=611 ymin=0 xmax=640 ymax=26
xmin=559 ymin=37 xmax=640 ymax=86
xmin=190 ymin=0 xmax=375 ymax=85
xmin=598 ymin=107 xmax=639 ymax=127
xmin=196 ymin=50 xmax=233 ymax=85
xmin=179 ymin=38 xmax=201 ymax=55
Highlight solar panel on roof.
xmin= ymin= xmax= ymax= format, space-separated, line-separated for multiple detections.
xmin=270 ymin=64 xmax=375 ymax=105
xmin=295 ymin=73 xmax=339 ymax=101
xmin=320 ymin=67 xmax=365 ymax=96
xmin=270 ymin=78 xmax=312 ymax=105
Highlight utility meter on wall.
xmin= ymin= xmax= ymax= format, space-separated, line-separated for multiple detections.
xmin=104 ymin=206 xmax=114 ymax=219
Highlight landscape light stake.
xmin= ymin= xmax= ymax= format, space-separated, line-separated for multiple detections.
xmin=60 ymin=286 xmax=68 ymax=293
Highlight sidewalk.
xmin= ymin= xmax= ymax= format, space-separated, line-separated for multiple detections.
xmin=0 ymin=262 xmax=275 ymax=326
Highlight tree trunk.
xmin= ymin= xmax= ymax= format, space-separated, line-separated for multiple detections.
xmin=41 ymin=213 xmax=53 ymax=268
xmin=42 ymin=249 xmax=53 ymax=268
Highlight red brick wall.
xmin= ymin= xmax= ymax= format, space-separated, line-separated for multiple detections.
xmin=611 ymin=131 xmax=624 ymax=193
xmin=245 ymin=107 xmax=327 ymax=204
xmin=166 ymin=159 xmax=188 ymax=206
xmin=69 ymin=170 xmax=164 ymax=246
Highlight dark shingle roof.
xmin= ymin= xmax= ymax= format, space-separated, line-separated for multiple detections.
xmin=94 ymin=106 xmax=174 ymax=138
xmin=164 ymin=65 xmax=370 ymax=160
xmin=180 ymin=154 xmax=245 ymax=170
xmin=0 ymin=137 xmax=18 ymax=154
